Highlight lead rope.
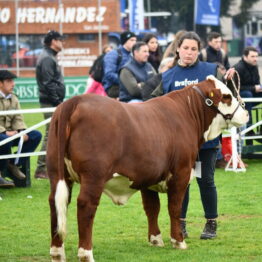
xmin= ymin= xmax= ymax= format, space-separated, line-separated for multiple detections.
xmin=226 ymin=70 xmax=244 ymax=162
xmin=226 ymin=70 xmax=245 ymax=108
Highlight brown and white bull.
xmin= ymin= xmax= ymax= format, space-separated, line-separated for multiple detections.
xmin=47 ymin=75 xmax=248 ymax=262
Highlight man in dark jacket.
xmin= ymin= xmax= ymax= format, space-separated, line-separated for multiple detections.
xmin=199 ymin=32 xmax=230 ymax=70
xmin=234 ymin=46 xmax=262 ymax=126
xmin=34 ymin=30 xmax=65 ymax=179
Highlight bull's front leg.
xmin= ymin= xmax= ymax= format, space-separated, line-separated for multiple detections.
xmin=167 ymin=171 xmax=190 ymax=250
xmin=141 ymin=189 xmax=164 ymax=247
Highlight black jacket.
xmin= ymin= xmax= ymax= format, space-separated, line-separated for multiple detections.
xmin=36 ymin=46 xmax=65 ymax=106
xmin=199 ymin=45 xmax=230 ymax=70
xmin=233 ymin=58 xmax=260 ymax=93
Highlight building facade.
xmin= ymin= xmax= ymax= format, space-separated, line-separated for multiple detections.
xmin=0 ymin=0 xmax=121 ymax=77
xmin=244 ymin=1 xmax=262 ymax=53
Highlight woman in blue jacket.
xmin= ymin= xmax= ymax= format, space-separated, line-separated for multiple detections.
xmin=153 ymin=31 xmax=235 ymax=240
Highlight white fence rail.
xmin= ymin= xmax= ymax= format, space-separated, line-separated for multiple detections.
xmin=0 ymin=107 xmax=55 ymax=160
xmin=225 ymin=98 xmax=262 ymax=172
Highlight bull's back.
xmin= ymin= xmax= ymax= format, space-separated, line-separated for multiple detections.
xmin=68 ymin=95 xmax=129 ymax=155
xmin=66 ymin=96 xmax=175 ymax=178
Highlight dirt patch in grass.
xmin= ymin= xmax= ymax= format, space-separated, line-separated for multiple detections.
xmin=219 ymin=214 xmax=262 ymax=220
xmin=20 ymin=256 xmax=47 ymax=262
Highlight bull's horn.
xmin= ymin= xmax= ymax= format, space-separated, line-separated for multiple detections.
xmin=206 ymin=75 xmax=216 ymax=81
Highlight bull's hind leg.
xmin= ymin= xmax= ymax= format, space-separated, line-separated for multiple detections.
xmin=49 ymin=174 xmax=73 ymax=262
xmin=77 ymin=177 xmax=104 ymax=262
xmin=141 ymin=189 xmax=164 ymax=247
xmin=167 ymin=170 xmax=190 ymax=250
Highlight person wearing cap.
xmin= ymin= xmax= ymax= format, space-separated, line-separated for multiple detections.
xmin=0 ymin=70 xmax=42 ymax=188
xmin=102 ymin=31 xmax=137 ymax=98
xmin=34 ymin=30 xmax=65 ymax=179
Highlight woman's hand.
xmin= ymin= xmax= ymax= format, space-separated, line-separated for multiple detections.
xmin=255 ymin=85 xmax=262 ymax=93
xmin=224 ymin=68 xmax=236 ymax=80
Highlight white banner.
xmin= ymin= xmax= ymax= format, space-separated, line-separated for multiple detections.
xmin=128 ymin=0 xmax=144 ymax=33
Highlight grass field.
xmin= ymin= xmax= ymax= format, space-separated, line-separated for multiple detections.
xmin=0 ymin=103 xmax=261 ymax=262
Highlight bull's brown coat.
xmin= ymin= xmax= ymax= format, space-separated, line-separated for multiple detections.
xmin=47 ymin=77 xmax=248 ymax=261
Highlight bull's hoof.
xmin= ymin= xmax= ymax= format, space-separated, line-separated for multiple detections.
xmin=51 ymin=255 xmax=66 ymax=262
xmin=149 ymin=234 xmax=164 ymax=247
xmin=50 ymin=245 xmax=66 ymax=262
xmin=78 ymin=248 xmax=95 ymax=262
xmin=170 ymin=238 xmax=187 ymax=249
xmin=78 ymin=256 xmax=95 ymax=262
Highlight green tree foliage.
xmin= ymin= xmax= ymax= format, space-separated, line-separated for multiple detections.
xmin=234 ymin=0 xmax=260 ymax=27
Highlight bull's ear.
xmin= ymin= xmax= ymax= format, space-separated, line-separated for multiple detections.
xmin=209 ymin=88 xmax=222 ymax=106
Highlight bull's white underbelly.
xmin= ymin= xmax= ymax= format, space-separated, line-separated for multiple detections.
xmin=64 ymin=158 xmax=194 ymax=205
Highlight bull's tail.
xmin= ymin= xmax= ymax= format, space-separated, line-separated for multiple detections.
xmin=55 ymin=180 xmax=69 ymax=240
xmin=50 ymin=96 xmax=82 ymax=240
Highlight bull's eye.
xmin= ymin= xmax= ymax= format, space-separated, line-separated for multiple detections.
xmin=221 ymin=94 xmax=232 ymax=106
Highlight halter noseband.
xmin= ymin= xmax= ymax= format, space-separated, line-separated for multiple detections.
xmin=192 ymin=85 xmax=242 ymax=122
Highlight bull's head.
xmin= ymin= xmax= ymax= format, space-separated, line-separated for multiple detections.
xmin=200 ymin=75 xmax=249 ymax=141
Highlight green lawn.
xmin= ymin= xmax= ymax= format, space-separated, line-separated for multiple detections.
xmin=0 ymin=103 xmax=261 ymax=262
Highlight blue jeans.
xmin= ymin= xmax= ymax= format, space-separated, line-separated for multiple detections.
xmin=181 ymin=148 xmax=218 ymax=219
xmin=0 ymin=130 xmax=42 ymax=171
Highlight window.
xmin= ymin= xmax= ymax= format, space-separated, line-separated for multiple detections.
xmin=78 ymin=34 xmax=96 ymax=42
xmin=0 ymin=34 xmax=44 ymax=68
xmin=259 ymin=22 xmax=262 ymax=33
xmin=246 ymin=23 xmax=250 ymax=36
xmin=251 ymin=22 xmax=258 ymax=35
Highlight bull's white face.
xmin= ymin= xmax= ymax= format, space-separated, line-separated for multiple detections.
xmin=204 ymin=75 xmax=249 ymax=141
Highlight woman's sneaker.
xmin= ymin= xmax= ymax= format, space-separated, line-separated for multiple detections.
xmin=200 ymin=219 xmax=217 ymax=239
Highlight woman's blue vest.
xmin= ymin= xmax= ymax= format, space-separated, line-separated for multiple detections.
xmin=119 ymin=58 xmax=155 ymax=102
xmin=163 ymin=61 xmax=216 ymax=93
xmin=162 ymin=61 xmax=219 ymax=149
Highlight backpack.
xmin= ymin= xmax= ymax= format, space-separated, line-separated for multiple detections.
xmin=200 ymin=48 xmax=226 ymax=65
xmin=89 ymin=48 xmax=122 ymax=83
